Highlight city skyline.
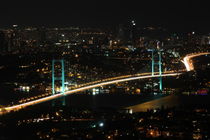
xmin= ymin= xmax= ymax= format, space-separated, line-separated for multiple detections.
xmin=0 ymin=0 xmax=209 ymax=32
xmin=0 ymin=1 xmax=210 ymax=139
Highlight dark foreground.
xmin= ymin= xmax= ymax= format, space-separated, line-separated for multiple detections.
xmin=1 ymin=94 xmax=210 ymax=140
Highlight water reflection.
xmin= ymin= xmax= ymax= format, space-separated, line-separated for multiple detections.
xmin=126 ymin=95 xmax=180 ymax=112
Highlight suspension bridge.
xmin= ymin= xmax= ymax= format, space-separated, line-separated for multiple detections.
xmin=0 ymin=51 xmax=209 ymax=114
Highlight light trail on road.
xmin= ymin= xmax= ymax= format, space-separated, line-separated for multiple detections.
xmin=1 ymin=52 xmax=209 ymax=115
xmin=182 ymin=52 xmax=210 ymax=71
xmin=2 ymin=52 xmax=209 ymax=114
xmin=2 ymin=72 xmax=181 ymax=113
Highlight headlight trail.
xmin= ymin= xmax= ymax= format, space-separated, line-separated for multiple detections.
xmin=3 ymin=72 xmax=181 ymax=112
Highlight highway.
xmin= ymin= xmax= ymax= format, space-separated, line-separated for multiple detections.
xmin=182 ymin=52 xmax=210 ymax=71
xmin=2 ymin=72 xmax=181 ymax=113
xmin=15 ymin=52 xmax=210 ymax=105
xmin=1 ymin=52 xmax=209 ymax=114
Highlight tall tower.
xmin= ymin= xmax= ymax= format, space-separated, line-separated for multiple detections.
xmin=52 ymin=59 xmax=66 ymax=106
xmin=130 ymin=20 xmax=137 ymax=42
xmin=151 ymin=41 xmax=163 ymax=92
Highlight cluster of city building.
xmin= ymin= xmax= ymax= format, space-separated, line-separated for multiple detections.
xmin=0 ymin=23 xmax=209 ymax=56
xmin=0 ymin=23 xmax=210 ymax=140
xmin=1 ymin=106 xmax=210 ymax=140
xmin=0 ymin=23 xmax=210 ymax=107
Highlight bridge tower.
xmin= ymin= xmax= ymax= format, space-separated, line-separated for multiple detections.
xmin=52 ymin=59 xmax=66 ymax=106
xmin=151 ymin=42 xmax=163 ymax=92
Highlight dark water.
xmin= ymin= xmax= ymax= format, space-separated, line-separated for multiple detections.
xmin=127 ymin=94 xmax=210 ymax=112
xmin=63 ymin=94 xmax=164 ymax=109
xmin=2 ymin=93 xmax=209 ymax=113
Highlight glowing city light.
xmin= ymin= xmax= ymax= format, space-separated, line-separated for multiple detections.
xmin=2 ymin=72 xmax=181 ymax=113
xmin=182 ymin=52 xmax=210 ymax=71
xmin=99 ymin=122 xmax=104 ymax=127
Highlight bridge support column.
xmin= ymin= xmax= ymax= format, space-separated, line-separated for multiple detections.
xmin=158 ymin=51 xmax=162 ymax=91
xmin=52 ymin=60 xmax=55 ymax=106
xmin=151 ymin=50 xmax=154 ymax=76
xmin=52 ymin=59 xmax=66 ymax=106
xmin=150 ymin=43 xmax=163 ymax=92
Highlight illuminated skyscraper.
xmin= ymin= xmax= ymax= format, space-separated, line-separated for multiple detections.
xmin=130 ymin=20 xmax=137 ymax=41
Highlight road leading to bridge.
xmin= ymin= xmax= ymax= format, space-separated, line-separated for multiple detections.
xmin=2 ymin=52 xmax=209 ymax=114
xmin=2 ymin=72 xmax=181 ymax=113
xmin=182 ymin=52 xmax=210 ymax=71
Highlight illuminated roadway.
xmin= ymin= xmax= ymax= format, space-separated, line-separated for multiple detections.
xmin=1 ymin=52 xmax=209 ymax=114
xmin=1 ymin=72 xmax=181 ymax=113
xmin=182 ymin=52 xmax=210 ymax=71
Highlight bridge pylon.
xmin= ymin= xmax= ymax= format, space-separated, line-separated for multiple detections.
xmin=52 ymin=59 xmax=66 ymax=106
xmin=150 ymin=42 xmax=163 ymax=92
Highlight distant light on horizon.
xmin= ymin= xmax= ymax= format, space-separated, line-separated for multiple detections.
xmin=99 ymin=122 xmax=104 ymax=127
xmin=12 ymin=24 xmax=18 ymax=28
xmin=132 ymin=20 xmax=136 ymax=26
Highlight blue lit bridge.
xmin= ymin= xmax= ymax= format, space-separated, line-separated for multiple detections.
xmin=0 ymin=52 xmax=209 ymax=114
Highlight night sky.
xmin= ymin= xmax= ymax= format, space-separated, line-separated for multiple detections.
xmin=0 ymin=0 xmax=209 ymax=32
